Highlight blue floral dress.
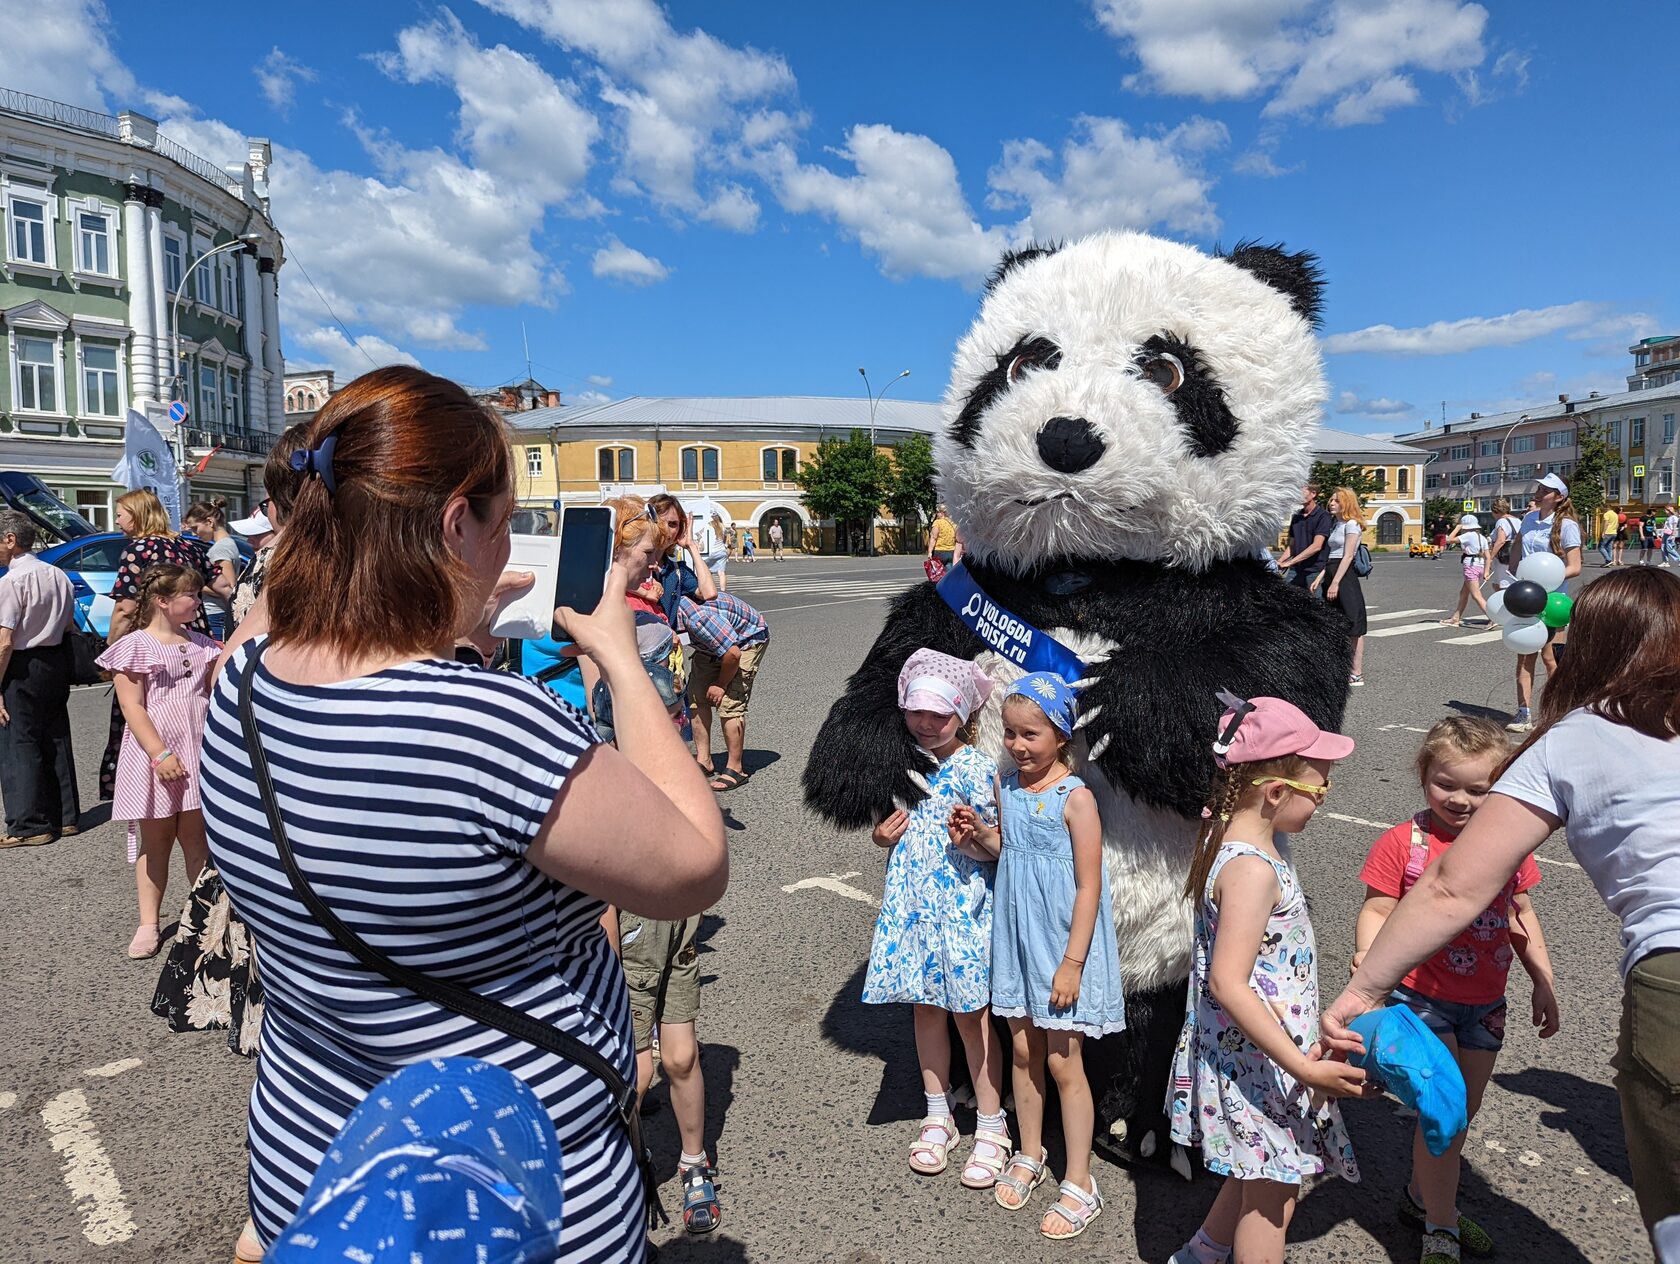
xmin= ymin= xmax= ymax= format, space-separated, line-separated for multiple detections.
xmin=1168 ymin=841 xmax=1359 ymax=1185
xmin=862 ymin=744 xmax=999 ymax=1013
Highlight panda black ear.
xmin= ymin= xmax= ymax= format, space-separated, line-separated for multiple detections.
xmin=1221 ymin=240 xmax=1325 ymax=330
xmin=985 ymin=243 xmax=1062 ymax=295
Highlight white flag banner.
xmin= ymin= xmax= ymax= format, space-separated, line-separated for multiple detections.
xmin=111 ymin=408 xmax=180 ymax=528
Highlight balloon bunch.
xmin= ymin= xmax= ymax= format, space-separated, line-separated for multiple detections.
xmin=1486 ymin=553 xmax=1572 ymax=653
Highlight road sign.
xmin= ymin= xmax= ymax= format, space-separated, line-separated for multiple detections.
xmin=167 ymin=401 xmax=188 ymax=424
xmin=1462 ymin=499 xmax=1476 ymax=511
xmin=1634 ymin=463 xmax=1647 ymax=479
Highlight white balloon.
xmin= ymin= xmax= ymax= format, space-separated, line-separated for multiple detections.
xmin=1502 ymin=617 xmax=1551 ymax=654
xmin=1486 ymin=590 xmax=1515 ymax=625
xmin=1516 ymin=551 xmax=1566 ymax=593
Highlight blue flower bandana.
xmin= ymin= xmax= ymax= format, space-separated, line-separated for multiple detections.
xmin=1003 ymin=671 xmax=1078 ymax=737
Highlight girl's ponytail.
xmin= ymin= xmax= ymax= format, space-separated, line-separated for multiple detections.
xmin=1550 ymin=495 xmax=1578 ymax=556
xmin=1182 ymin=754 xmax=1310 ymax=902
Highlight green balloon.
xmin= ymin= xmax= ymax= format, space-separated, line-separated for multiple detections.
xmin=1540 ymin=591 xmax=1574 ymax=629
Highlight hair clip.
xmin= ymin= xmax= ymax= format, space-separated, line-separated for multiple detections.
xmin=1212 ymin=688 xmax=1255 ymax=759
xmin=290 ymin=434 xmax=339 ymax=497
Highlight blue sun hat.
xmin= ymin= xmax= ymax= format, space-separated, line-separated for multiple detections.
xmin=1347 ymin=1004 xmax=1468 ymax=1157
xmin=1003 ymin=671 xmax=1078 ymax=737
xmin=267 ymin=1057 xmax=564 ymax=1263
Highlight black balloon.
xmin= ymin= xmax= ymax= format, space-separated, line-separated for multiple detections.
xmin=1504 ymin=580 xmax=1547 ymax=618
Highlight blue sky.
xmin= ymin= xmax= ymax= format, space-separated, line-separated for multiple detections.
xmin=5 ymin=0 xmax=1675 ymax=432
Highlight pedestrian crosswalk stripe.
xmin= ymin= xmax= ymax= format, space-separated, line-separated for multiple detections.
xmin=1365 ymin=608 xmax=1439 ymax=623
xmin=1438 ymin=628 xmax=1506 ymax=645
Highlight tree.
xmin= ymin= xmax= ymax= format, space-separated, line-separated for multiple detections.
xmin=794 ymin=428 xmax=891 ymax=554
xmin=1569 ymin=420 xmax=1617 ymax=529
xmin=1424 ymin=495 xmax=1461 ymax=538
xmin=1309 ymin=461 xmax=1382 ymax=506
xmin=887 ymin=433 xmax=938 ymax=553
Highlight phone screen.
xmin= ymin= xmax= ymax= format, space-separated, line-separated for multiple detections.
xmin=554 ymin=506 xmax=616 ymax=616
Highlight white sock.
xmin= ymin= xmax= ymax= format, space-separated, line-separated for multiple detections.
xmin=976 ymin=1108 xmax=1007 ymax=1134
xmin=679 ymin=1149 xmax=708 ymax=1169
xmin=1426 ymin=1220 xmax=1459 ymax=1238
xmin=925 ymin=1091 xmax=952 ymax=1119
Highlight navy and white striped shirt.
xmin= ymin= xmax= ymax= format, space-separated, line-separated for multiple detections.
xmin=201 ymin=640 xmax=643 ymax=1260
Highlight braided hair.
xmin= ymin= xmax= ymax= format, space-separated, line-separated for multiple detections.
xmin=134 ymin=563 xmax=204 ymax=625
xmin=1183 ymin=754 xmax=1309 ymax=902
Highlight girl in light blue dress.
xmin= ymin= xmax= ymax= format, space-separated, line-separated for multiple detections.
xmin=951 ymin=672 xmax=1124 ymax=1242
xmin=862 ymin=649 xmax=1011 ymax=1192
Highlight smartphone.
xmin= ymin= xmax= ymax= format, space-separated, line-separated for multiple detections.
xmin=554 ymin=505 xmax=617 ymax=615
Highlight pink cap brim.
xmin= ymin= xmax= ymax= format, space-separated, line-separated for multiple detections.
xmin=1300 ymin=730 xmax=1356 ymax=761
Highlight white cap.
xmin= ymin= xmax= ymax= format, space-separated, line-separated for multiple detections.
xmin=1536 ymin=472 xmax=1569 ymax=497
xmin=230 ymin=509 xmax=274 ymax=536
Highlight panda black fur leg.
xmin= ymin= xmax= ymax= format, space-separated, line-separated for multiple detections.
xmin=1090 ymin=981 xmax=1191 ymax=1168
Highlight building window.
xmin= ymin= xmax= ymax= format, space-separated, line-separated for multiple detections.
xmin=1476 ymin=471 xmax=1498 ymax=485
xmin=1546 ymin=429 xmax=1572 ymax=449
xmin=1397 ymin=467 xmax=1409 ymax=494
xmin=1606 ymin=419 xmax=1622 ymax=445
xmin=1510 ymin=435 xmax=1536 ymax=453
xmin=1633 ymin=473 xmax=1645 ymax=499
xmin=1659 ymin=464 xmax=1674 ymax=496
xmin=526 ymin=447 xmax=543 ymax=477
xmin=1448 ymin=444 xmax=1471 ymax=461
xmin=224 ymin=367 xmax=242 ymax=429
xmin=81 ymin=343 xmax=121 ymax=416
xmin=193 ymin=238 xmax=217 ymax=306
xmin=1449 ymin=471 xmax=1469 ymax=487
xmin=1424 ymin=472 xmax=1440 ymax=490
xmin=76 ymin=210 xmax=112 ymax=275
xmin=198 ymin=364 xmax=219 ymax=424
xmin=1478 ymin=440 xmax=1500 ymax=457
xmin=762 ymin=446 xmax=798 ymax=482
xmin=1664 ymin=414 xmax=1676 ymax=446
xmin=14 ymin=335 xmax=58 ymax=412
xmin=1546 ymin=461 xmax=1573 ymax=477
xmin=220 ymin=256 xmax=240 ymax=317
xmin=7 ymin=194 xmax=50 ymax=265
xmin=680 ymin=445 xmax=719 ymax=483
xmin=1632 ymin=417 xmax=1646 ymax=445
xmin=162 ymin=235 xmax=184 ymax=293
xmin=596 ymin=446 xmax=635 ymax=482
xmin=1371 ymin=467 xmax=1388 ymax=492
xmin=1377 ymin=512 xmax=1404 ymax=546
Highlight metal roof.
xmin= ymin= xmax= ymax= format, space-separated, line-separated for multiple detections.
xmin=510 ymin=395 xmax=1419 ymax=459
xmin=1393 ymin=380 xmax=1680 ymax=444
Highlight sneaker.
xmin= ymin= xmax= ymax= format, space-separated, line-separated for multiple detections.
xmin=1421 ymin=1228 xmax=1462 ymax=1263
xmin=1349 ymin=673 xmax=1365 ymax=687
xmin=1505 ymin=710 xmax=1532 ymax=734
xmin=1400 ymin=1188 xmax=1494 ymax=1257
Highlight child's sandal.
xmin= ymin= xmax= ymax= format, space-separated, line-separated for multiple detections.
xmin=992 ymin=1149 xmax=1048 ymax=1210
xmin=908 ymin=1115 xmax=959 ymax=1175
xmin=1040 ymin=1177 xmax=1103 ymax=1241
xmin=959 ymin=1128 xmax=1013 ymax=1189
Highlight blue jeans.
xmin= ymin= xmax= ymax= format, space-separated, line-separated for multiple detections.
xmin=1601 ymin=537 xmax=1615 ymax=564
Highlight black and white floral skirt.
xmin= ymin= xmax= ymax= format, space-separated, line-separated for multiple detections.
xmin=151 ymin=864 xmax=264 ymax=1056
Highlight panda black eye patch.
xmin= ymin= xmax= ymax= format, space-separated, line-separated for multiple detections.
xmin=950 ymin=335 xmax=1062 ymax=448
xmin=1140 ymin=333 xmax=1239 ymax=459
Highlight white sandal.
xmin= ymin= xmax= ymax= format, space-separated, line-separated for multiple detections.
xmin=960 ymin=1128 xmax=1012 ymax=1189
xmin=993 ymin=1148 xmax=1048 ymax=1210
xmin=908 ymin=1115 xmax=958 ymax=1175
xmin=1041 ymin=1176 xmax=1103 ymax=1240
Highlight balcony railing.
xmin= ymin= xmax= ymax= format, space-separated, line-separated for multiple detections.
xmin=0 ymin=88 xmax=234 ymax=194
xmin=183 ymin=425 xmax=276 ymax=457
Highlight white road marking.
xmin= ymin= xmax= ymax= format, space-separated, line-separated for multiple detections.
xmin=1325 ymin=811 xmax=1391 ymax=829
xmin=781 ymin=871 xmax=880 ymax=907
xmin=1438 ymin=628 xmax=1506 ymax=645
xmin=1366 ymin=608 xmax=1441 ymax=623
xmin=1535 ymin=854 xmax=1584 ymax=871
xmin=1367 ymin=621 xmax=1451 ymax=639
xmin=0 ymin=1090 xmax=15 ymax=1109
xmin=40 ymin=1089 xmax=137 ymax=1245
xmin=83 ymin=1058 xmax=142 ymax=1079
xmin=1378 ymin=723 xmax=1431 ymax=734
xmin=753 ymin=594 xmax=905 ymax=615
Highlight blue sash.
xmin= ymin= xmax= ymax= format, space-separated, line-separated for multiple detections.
xmin=935 ymin=562 xmax=1087 ymax=683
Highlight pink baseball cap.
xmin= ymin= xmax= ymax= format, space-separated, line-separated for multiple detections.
xmin=1212 ymin=693 xmax=1355 ymax=767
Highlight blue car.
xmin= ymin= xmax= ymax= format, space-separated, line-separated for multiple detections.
xmin=39 ymin=531 xmax=253 ymax=639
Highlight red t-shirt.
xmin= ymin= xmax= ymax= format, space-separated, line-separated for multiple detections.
xmin=1360 ymin=813 xmax=1542 ymax=1005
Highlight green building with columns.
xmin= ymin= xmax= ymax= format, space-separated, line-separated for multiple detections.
xmin=0 ymin=87 xmax=286 ymax=527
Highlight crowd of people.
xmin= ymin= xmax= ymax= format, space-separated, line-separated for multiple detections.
xmin=4 ymin=364 xmax=1677 ymax=1262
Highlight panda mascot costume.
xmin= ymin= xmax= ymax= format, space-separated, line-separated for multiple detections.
xmin=804 ymin=231 xmax=1352 ymax=1167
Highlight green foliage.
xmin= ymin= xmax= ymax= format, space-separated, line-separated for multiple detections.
xmin=794 ymin=429 xmax=891 ymax=548
xmin=1424 ymin=495 xmax=1462 ymax=534
xmin=1569 ymin=421 xmax=1617 ymax=523
xmin=887 ymin=433 xmax=938 ymax=552
xmin=1309 ymin=461 xmax=1381 ymax=505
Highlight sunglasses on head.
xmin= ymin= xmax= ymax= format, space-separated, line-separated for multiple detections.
xmin=1251 ymin=775 xmax=1331 ymax=803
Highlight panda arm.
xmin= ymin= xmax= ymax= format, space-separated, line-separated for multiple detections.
xmin=802 ymin=583 xmax=982 ymax=830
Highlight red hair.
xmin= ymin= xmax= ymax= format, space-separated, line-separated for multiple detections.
xmin=266 ymin=366 xmax=513 ymax=658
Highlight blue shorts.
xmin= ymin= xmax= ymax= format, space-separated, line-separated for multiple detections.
xmin=1392 ymin=985 xmax=1507 ymax=1053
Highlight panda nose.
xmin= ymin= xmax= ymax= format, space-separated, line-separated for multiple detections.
xmin=1036 ymin=416 xmax=1105 ymax=474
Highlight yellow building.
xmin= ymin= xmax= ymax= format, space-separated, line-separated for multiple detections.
xmin=509 ymin=395 xmax=1429 ymax=552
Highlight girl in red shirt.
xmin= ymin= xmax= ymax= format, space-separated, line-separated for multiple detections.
xmin=1354 ymin=717 xmax=1560 ymax=1264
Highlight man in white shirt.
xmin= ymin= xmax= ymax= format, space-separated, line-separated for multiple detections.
xmin=0 ymin=510 xmax=79 ymax=846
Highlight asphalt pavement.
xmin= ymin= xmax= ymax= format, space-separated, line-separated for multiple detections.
xmin=0 ymin=550 xmax=1650 ymax=1263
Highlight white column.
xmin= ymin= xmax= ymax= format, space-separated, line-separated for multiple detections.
xmin=240 ymin=248 xmax=266 ymax=433
xmin=121 ymin=184 xmax=157 ymax=404
xmin=259 ymin=258 xmax=284 ymax=428
xmin=145 ymin=194 xmax=169 ymax=405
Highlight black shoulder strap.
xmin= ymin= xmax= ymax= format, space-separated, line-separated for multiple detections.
xmin=236 ymin=644 xmax=663 ymax=1226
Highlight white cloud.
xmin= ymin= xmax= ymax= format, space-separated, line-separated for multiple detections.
xmin=572 ymin=389 xmax=614 ymax=406
xmin=1095 ymin=0 xmax=1490 ymax=126
xmin=478 ymin=0 xmax=793 ymax=229
xmin=586 ymin=374 xmax=614 ymax=387
xmin=0 ymin=0 xmax=135 ymax=111
xmin=987 ymin=115 xmax=1227 ymax=240
xmin=762 ymin=124 xmax=1009 ymax=283
xmin=1324 ymin=301 xmax=1612 ymax=355
xmin=254 ymin=47 xmax=316 ymax=116
xmin=592 ymin=237 xmax=671 ymax=285
xmin=1335 ymin=390 xmax=1415 ymax=415
xmin=288 ymin=326 xmax=421 ymax=382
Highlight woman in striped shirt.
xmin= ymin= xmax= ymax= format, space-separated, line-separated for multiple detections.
xmin=201 ymin=367 xmax=726 ymax=1262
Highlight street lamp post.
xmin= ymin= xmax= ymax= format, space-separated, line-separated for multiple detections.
xmin=169 ymin=232 xmax=262 ymax=513
xmin=858 ymin=367 xmax=909 ymax=556
xmin=1497 ymin=413 xmax=1530 ymax=503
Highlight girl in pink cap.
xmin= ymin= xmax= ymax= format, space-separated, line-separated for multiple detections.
xmin=1167 ymin=695 xmax=1372 ymax=1264
xmin=861 ymin=649 xmax=1010 ymax=1192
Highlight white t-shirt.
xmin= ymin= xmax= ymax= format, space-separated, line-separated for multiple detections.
xmin=1458 ymin=530 xmax=1486 ymax=557
xmin=1488 ymin=514 xmax=1522 ymax=586
xmin=1497 ymin=710 xmax=1680 ymax=977
xmin=201 ymin=536 xmax=242 ymax=618
xmin=1324 ymin=518 xmax=1360 ymax=560
xmin=1517 ymin=510 xmax=1582 ymax=559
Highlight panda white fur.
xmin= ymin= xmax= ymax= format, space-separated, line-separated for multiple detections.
xmin=805 ymin=230 xmax=1353 ymax=1164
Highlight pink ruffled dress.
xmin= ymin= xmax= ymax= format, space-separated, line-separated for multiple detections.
xmin=96 ymin=630 xmax=219 ymax=859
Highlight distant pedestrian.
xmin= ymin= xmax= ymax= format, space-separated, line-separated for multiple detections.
xmin=1440 ymin=513 xmax=1491 ymax=626
xmin=1663 ymin=508 xmax=1679 ymax=565
xmin=0 ymin=510 xmax=79 ymax=848
xmin=700 ymin=511 xmax=730 ymax=592
xmin=1615 ymin=513 xmax=1630 ymax=567
xmin=928 ymin=506 xmax=960 ymax=569
xmin=768 ymin=519 xmax=784 ymax=560
xmin=1487 ymin=498 xmax=1523 ymax=590
xmin=679 ymin=591 xmax=769 ymax=792
xmin=97 ymin=564 xmax=219 ymax=959
xmin=1599 ymin=506 xmax=1619 ymax=566
xmin=1277 ymin=482 xmax=1332 ymax=596
xmin=181 ymin=498 xmax=241 ymax=641
xmin=1320 ymin=487 xmax=1369 ymax=686
xmin=742 ymin=531 xmax=756 ymax=562
xmin=1507 ymin=475 xmax=1582 ymax=733
xmin=1642 ymin=515 xmax=1660 ymax=566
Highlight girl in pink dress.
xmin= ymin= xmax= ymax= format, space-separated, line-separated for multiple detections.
xmin=96 ymin=564 xmax=220 ymax=959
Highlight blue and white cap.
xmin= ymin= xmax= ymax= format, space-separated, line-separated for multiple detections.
xmin=1002 ymin=671 xmax=1078 ymax=737
xmin=267 ymin=1057 xmax=564 ymax=1264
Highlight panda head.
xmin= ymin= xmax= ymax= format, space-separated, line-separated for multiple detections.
xmin=935 ymin=231 xmax=1328 ymax=575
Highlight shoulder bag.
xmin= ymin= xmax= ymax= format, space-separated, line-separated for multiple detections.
xmin=236 ymin=645 xmax=664 ymax=1231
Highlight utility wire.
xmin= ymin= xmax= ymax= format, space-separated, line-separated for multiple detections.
xmin=282 ymin=237 xmax=379 ymax=369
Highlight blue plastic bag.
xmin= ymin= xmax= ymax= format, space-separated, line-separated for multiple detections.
xmin=1348 ymin=1004 xmax=1468 ymax=1156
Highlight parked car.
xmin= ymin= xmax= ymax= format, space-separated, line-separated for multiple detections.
xmin=0 ymin=471 xmax=98 ymax=545
xmin=33 ymin=531 xmax=252 ymax=640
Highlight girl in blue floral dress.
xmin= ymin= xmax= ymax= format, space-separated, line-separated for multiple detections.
xmin=1168 ymin=695 xmax=1371 ymax=1264
xmin=862 ymin=649 xmax=1009 ymax=1192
